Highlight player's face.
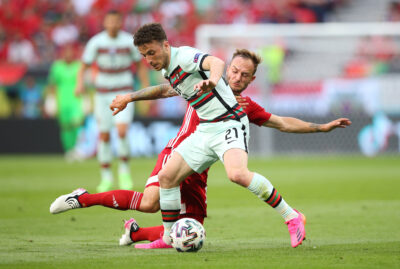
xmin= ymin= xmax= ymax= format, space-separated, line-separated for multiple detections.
xmin=104 ymin=14 xmax=122 ymax=37
xmin=226 ymin=56 xmax=256 ymax=95
xmin=138 ymin=40 xmax=170 ymax=71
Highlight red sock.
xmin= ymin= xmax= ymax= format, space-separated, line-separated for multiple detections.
xmin=131 ymin=225 xmax=164 ymax=242
xmin=78 ymin=190 xmax=143 ymax=210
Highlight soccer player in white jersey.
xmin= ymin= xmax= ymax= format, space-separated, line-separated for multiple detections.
xmin=75 ymin=10 xmax=149 ymax=192
xmin=111 ymin=23 xmax=306 ymax=247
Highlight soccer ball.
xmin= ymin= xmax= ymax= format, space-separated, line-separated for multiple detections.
xmin=170 ymin=218 xmax=206 ymax=252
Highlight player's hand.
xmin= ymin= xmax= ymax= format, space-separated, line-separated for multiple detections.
xmin=194 ymin=80 xmax=216 ymax=96
xmin=235 ymin=95 xmax=249 ymax=109
xmin=110 ymin=94 xmax=130 ymax=116
xmin=321 ymin=118 xmax=352 ymax=132
xmin=75 ymin=83 xmax=85 ymax=96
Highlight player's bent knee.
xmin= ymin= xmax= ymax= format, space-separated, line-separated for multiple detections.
xmin=158 ymin=169 xmax=177 ymax=188
xmin=227 ymin=170 xmax=250 ymax=186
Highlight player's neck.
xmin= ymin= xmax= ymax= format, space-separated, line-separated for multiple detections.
xmin=165 ymin=46 xmax=172 ymax=70
xmin=107 ymin=31 xmax=119 ymax=39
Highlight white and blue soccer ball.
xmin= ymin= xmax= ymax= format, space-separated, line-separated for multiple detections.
xmin=170 ymin=218 xmax=206 ymax=252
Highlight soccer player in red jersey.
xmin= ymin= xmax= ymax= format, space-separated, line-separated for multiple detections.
xmin=50 ymin=49 xmax=351 ymax=248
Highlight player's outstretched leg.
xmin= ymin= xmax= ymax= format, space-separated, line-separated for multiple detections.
xmin=286 ymin=209 xmax=306 ymax=248
xmin=50 ymin=188 xmax=87 ymax=214
xmin=50 ymin=189 xmax=143 ymax=214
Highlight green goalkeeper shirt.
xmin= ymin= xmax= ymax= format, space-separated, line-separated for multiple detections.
xmin=48 ymin=60 xmax=82 ymax=109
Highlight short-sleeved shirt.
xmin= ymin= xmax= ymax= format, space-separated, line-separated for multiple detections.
xmin=82 ymin=30 xmax=142 ymax=91
xmin=48 ymin=60 xmax=82 ymax=109
xmin=162 ymin=46 xmax=246 ymax=123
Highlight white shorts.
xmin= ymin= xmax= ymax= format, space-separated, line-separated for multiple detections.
xmin=175 ymin=117 xmax=250 ymax=173
xmin=94 ymin=91 xmax=134 ymax=132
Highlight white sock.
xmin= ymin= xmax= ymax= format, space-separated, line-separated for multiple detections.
xmin=247 ymin=172 xmax=298 ymax=222
xmin=98 ymin=141 xmax=113 ymax=181
xmin=159 ymin=187 xmax=181 ymax=238
xmin=118 ymin=136 xmax=130 ymax=175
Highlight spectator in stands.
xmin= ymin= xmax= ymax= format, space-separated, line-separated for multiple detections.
xmin=19 ymin=76 xmax=42 ymax=119
xmin=0 ymin=26 xmax=7 ymax=61
xmin=32 ymin=23 xmax=57 ymax=67
xmin=7 ymin=33 xmax=37 ymax=67
xmin=387 ymin=0 xmax=400 ymax=21
xmin=51 ymin=15 xmax=79 ymax=47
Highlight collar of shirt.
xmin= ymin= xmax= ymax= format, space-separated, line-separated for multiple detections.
xmin=163 ymin=46 xmax=178 ymax=76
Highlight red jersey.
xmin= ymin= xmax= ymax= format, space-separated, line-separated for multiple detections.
xmin=242 ymin=95 xmax=272 ymax=126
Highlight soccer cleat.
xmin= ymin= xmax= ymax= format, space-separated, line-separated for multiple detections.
xmin=119 ymin=218 xmax=140 ymax=246
xmin=96 ymin=179 xmax=113 ymax=193
xmin=135 ymin=238 xmax=173 ymax=249
xmin=162 ymin=232 xmax=173 ymax=246
xmin=286 ymin=209 xmax=306 ymax=248
xmin=49 ymin=188 xmax=88 ymax=214
xmin=118 ymin=173 xmax=133 ymax=190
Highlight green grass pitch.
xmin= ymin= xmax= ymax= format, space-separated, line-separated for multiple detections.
xmin=0 ymin=155 xmax=399 ymax=269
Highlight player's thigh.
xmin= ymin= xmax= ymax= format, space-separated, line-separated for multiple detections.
xmin=175 ymin=130 xmax=218 ymax=174
xmin=213 ymin=121 xmax=252 ymax=184
xmin=94 ymin=93 xmax=113 ymax=132
xmin=158 ymin=151 xmax=194 ymax=188
xmin=139 ymin=185 xmax=160 ymax=213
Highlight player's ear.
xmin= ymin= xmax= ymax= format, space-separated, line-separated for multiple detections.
xmin=162 ymin=40 xmax=170 ymax=50
xmin=251 ymin=75 xmax=256 ymax=82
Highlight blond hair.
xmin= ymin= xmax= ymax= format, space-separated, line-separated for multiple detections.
xmin=231 ymin=49 xmax=262 ymax=75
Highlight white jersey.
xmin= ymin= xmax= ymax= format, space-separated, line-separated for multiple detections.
xmin=82 ymin=30 xmax=142 ymax=92
xmin=162 ymin=46 xmax=246 ymax=123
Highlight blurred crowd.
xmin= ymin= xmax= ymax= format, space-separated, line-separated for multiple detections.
xmin=0 ymin=0 xmax=343 ymax=68
xmin=0 ymin=0 xmax=345 ymax=119
xmin=2 ymin=0 xmax=400 ymax=121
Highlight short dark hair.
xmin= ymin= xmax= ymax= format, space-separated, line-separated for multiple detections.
xmin=106 ymin=10 xmax=121 ymax=17
xmin=231 ymin=49 xmax=262 ymax=75
xmin=134 ymin=23 xmax=167 ymax=47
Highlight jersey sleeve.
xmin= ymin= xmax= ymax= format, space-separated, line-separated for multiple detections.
xmin=177 ymin=46 xmax=209 ymax=73
xmin=244 ymin=96 xmax=272 ymax=126
xmin=82 ymin=37 xmax=98 ymax=65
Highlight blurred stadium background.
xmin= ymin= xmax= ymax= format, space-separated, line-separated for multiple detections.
xmin=0 ymin=0 xmax=399 ymax=157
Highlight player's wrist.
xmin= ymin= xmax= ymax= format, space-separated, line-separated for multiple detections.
xmin=128 ymin=93 xmax=136 ymax=102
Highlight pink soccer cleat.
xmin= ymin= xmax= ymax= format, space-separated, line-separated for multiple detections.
xmin=134 ymin=238 xmax=173 ymax=249
xmin=285 ymin=209 xmax=306 ymax=248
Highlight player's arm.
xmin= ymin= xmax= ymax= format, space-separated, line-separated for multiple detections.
xmin=194 ymin=56 xmax=225 ymax=96
xmin=263 ymin=114 xmax=352 ymax=133
xmin=75 ymin=62 xmax=91 ymax=96
xmin=136 ymin=60 xmax=150 ymax=88
xmin=110 ymin=83 xmax=177 ymax=115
